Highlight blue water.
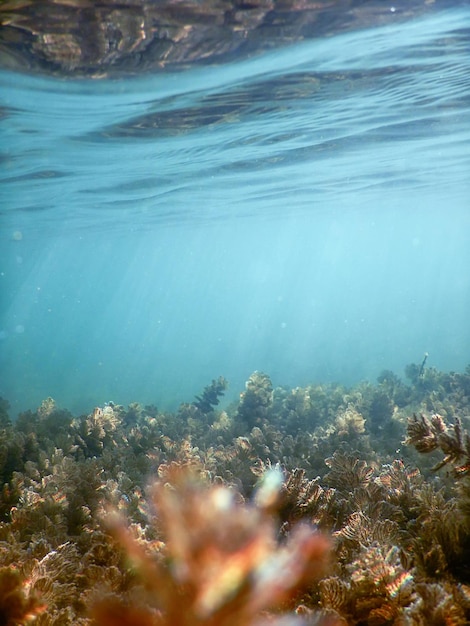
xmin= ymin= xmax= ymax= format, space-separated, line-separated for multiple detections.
xmin=1 ymin=8 xmax=469 ymax=416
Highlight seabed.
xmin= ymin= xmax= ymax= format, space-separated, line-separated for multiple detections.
xmin=1 ymin=362 xmax=470 ymax=625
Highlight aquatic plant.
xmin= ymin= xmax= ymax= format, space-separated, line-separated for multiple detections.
xmin=0 ymin=565 xmax=45 ymax=625
xmin=324 ymin=451 xmax=374 ymax=493
xmin=0 ymin=398 xmax=11 ymax=429
xmin=275 ymin=467 xmax=340 ymax=534
xmin=1 ymin=364 xmax=470 ymax=624
xmin=0 ymin=426 xmax=24 ymax=506
xmin=367 ymin=389 xmax=394 ymax=433
xmin=193 ymin=376 xmax=228 ymax=415
xmin=15 ymin=399 xmax=75 ymax=460
xmin=92 ymin=465 xmax=331 ymax=626
xmin=405 ymin=411 xmax=470 ymax=584
xmin=271 ymin=384 xmax=346 ymax=435
xmin=7 ymin=449 xmax=104 ymax=545
xmin=405 ymin=354 xmax=429 ymax=386
xmin=319 ymin=544 xmax=415 ymax=624
xmin=74 ymin=406 xmax=122 ymax=457
xmin=237 ymin=371 xmax=273 ymax=428
xmin=332 ymin=406 xmax=366 ymax=439
xmin=405 ymin=413 xmax=470 ymax=476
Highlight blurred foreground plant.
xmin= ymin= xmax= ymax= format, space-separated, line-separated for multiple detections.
xmin=92 ymin=464 xmax=331 ymax=626
xmin=0 ymin=566 xmax=46 ymax=625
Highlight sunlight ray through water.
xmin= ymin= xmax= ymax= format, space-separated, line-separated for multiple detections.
xmin=0 ymin=6 xmax=469 ymax=414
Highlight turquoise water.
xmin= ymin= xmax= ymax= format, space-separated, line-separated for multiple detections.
xmin=1 ymin=8 xmax=469 ymax=416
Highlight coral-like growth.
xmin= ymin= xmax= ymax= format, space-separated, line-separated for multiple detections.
xmin=0 ymin=566 xmax=45 ymax=625
xmin=276 ymin=468 xmax=338 ymax=533
xmin=193 ymin=377 xmax=228 ymax=415
xmin=237 ymin=372 xmax=273 ymax=428
xmin=405 ymin=412 xmax=470 ymax=584
xmin=324 ymin=452 xmax=374 ymax=493
xmin=0 ymin=398 xmax=11 ymax=428
xmin=1 ymin=364 xmax=470 ymax=624
xmin=406 ymin=413 xmax=470 ymax=476
xmin=93 ymin=465 xmax=331 ymax=626
xmin=320 ymin=545 xmax=415 ymax=624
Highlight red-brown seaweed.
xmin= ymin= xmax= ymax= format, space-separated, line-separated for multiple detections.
xmin=0 ymin=363 xmax=469 ymax=624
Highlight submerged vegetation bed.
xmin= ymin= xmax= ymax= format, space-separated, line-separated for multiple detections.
xmin=1 ymin=362 xmax=470 ymax=625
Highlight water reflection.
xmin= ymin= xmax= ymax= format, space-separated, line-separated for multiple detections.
xmin=0 ymin=0 xmax=449 ymax=76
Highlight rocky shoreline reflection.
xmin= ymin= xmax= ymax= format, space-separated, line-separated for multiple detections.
xmin=0 ymin=0 xmax=446 ymax=76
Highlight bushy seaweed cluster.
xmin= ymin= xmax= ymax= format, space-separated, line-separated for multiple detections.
xmin=0 ymin=362 xmax=469 ymax=625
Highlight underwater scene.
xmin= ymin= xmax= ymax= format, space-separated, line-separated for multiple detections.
xmin=1 ymin=0 xmax=470 ymax=624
